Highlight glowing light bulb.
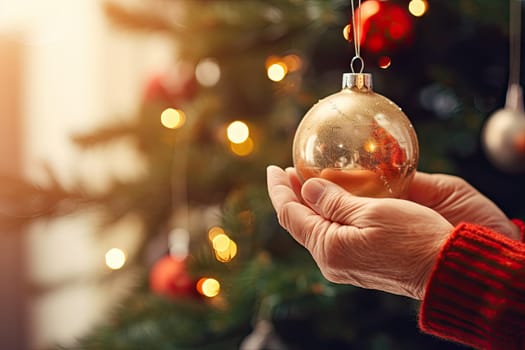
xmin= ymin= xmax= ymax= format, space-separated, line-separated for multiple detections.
xmin=105 ymin=248 xmax=126 ymax=270
xmin=230 ymin=137 xmax=254 ymax=156
xmin=408 ymin=0 xmax=428 ymax=17
xmin=161 ymin=108 xmax=186 ymax=129
xmin=267 ymin=62 xmax=287 ymax=82
xmin=197 ymin=278 xmax=220 ymax=297
xmin=227 ymin=121 xmax=250 ymax=144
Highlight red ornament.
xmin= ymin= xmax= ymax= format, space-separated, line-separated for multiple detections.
xmin=143 ymin=62 xmax=198 ymax=105
xmin=356 ymin=0 xmax=413 ymax=54
xmin=149 ymin=255 xmax=196 ymax=298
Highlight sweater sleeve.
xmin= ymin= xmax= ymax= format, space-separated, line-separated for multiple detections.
xmin=419 ymin=220 xmax=525 ymax=350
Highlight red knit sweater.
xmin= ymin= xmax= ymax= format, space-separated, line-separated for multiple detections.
xmin=419 ymin=219 xmax=525 ymax=349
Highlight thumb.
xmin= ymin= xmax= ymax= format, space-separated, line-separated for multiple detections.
xmin=406 ymin=172 xmax=452 ymax=208
xmin=301 ymin=178 xmax=364 ymax=224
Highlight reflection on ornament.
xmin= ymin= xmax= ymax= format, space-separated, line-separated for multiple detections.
xmin=482 ymin=85 xmax=525 ymax=173
xmin=292 ymin=73 xmax=418 ymax=198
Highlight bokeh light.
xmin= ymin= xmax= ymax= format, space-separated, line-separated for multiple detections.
xmin=105 ymin=248 xmax=126 ymax=270
xmin=282 ymin=54 xmax=302 ymax=72
xmin=195 ymin=58 xmax=221 ymax=87
xmin=343 ymin=24 xmax=352 ymax=41
xmin=227 ymin=120 xmax=250 ymax=144
xmin=212 ymin=233 xmax=231 ymax=252
xmin=230 ymin=137 xmax=254 ymax=156
xmin=408 ymin=0 xmax=428 ymax=17
xmin=215 ymin=240 xmax=237 ymax=262
xmin=161 ymin=108 xmax=186 ymax=129
xmin=378 ymin=56 xmax=392 ymax=69
xmin=360 ymin=0 xmax=381 ymax=28
xmin=267 ymin=62 xmax=288 ymax=82
xmin=197 ymin=277 xmax=221 ymax=297
xmin=209 ymin=229 xmax=238 ymax=263
xmin=208 ymin=226 xmax=225 ymax=241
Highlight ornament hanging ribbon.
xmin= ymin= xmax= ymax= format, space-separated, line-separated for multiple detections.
xmin=350 ymin=0 xmax=364 ymax=73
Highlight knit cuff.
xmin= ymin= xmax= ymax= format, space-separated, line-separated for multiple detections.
xmin=419 ymin=222 xmax=525 ymax=349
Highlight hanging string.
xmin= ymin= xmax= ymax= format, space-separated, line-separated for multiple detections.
xmin=506 ymin=0 xmax=523 ymax=111
xmin=508 ymin=0 xmax=521 ymax=86
xmin=350 ymin=0 xmax=364 ymax=73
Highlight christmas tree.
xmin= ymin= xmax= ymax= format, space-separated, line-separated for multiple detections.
xmin=2 ymin=0 xmax=524 ymax=349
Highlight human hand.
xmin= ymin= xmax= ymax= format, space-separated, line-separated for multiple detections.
xmin=266 ymin=165 xmax=453 ymax=300
xmin=406 ymin=172 xmax=520 ymax=240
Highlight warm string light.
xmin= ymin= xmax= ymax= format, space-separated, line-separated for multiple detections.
xmin=226 ymin=120 xmax=254 ymax=156
xmin=265 ymin=54 xmax=303 ymax=82
xmin=196 ymin=277 xmax=221 ymax=297
xmin=227 ymin=121 xmax=250 ymax=144
xmin=408 ymin=0 xmax=428 ymax=17
xmin=161 ymin=108 xmax=186 ymax=129
xmin=208 ymin=226 xmax=238 ymax=263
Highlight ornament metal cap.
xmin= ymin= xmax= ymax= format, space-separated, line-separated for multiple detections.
xmin=505 ymin=84 xmax=524 ymax=111
xmin=342 ymin=73 xmax=373 ymax=90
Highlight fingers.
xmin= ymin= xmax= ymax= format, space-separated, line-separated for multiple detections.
xmin=407 ymin=172 xmax=452 ymax=208
xmin=266 ymin=165 xmax=318 ymax=247
xmin=266 ymin=165 xmax=297 ymax=210
xmin=301 ymin=178 xmax=366 ymax=225
xmin=285 ymin=167 xmax=303 ymax=203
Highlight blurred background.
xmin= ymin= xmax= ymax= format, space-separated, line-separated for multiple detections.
xmin=0 ymin=0 xmax=523 ymax=349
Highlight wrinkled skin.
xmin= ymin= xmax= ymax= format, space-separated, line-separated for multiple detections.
xmin=266 ymin=166 xmax=519 ymax=300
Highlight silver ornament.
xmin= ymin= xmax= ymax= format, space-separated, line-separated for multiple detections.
xmin=482 ymin=84 xmax=525 ymax=173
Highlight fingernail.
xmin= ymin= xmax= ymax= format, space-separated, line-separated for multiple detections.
xmin=266 ymin=165 xmax=279 ymax=175
xmin=302 ymin=179 xmax=326 ymax=205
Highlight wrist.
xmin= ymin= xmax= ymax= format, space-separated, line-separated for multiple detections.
xmin=414 ymin=223 xmax=453 ymax=300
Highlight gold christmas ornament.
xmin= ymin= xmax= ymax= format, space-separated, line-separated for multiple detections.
xmin=292 ymin=73 xmax=419 ymax=198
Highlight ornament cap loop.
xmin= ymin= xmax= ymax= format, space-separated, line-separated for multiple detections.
xmin=342 ymin=73 xmax=373 ymax=90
